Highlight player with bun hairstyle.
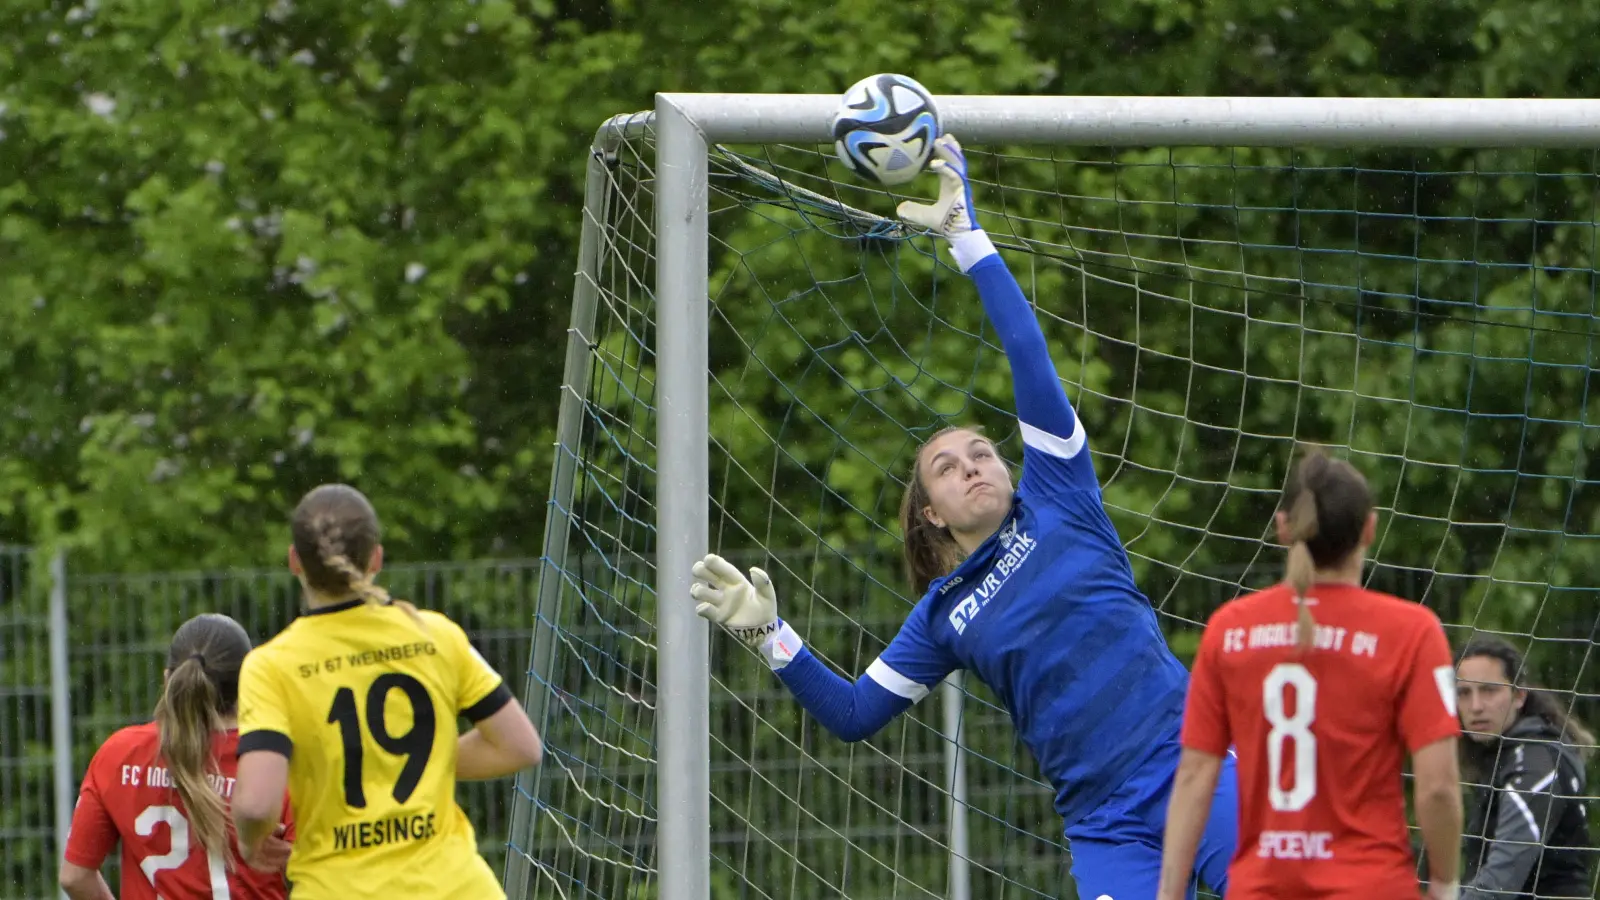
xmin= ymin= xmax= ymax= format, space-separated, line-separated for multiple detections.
xmin=690 ymin=135 xmax=1240 ymax=899
xmin=61 ymin=613 xmax=292 ymax=899
xmin=1157 ymin=449 xmax=1464 ymax=900
xmin=232 ymin=484 xmax=544 ymax=899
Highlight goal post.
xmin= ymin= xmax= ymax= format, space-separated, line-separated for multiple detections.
xmin=509 ymin=94 xmax=1600 ymax=900
xmin=501 ymin=130 xmax=619 ymax=900
xmin=654 ymin=95 xmax=716 ymax=900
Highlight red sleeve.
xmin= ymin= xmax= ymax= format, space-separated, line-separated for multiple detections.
xmin=1396 ymin=610 xmax=1461 ymax=752
xmin=62 ymin=745 xmax=120 ymax=869
xmin=1181 ymin=615 xmax=1233 ymax=756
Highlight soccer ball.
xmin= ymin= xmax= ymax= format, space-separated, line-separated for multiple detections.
xmin=831 ymin=73 xmax=941 ymax=187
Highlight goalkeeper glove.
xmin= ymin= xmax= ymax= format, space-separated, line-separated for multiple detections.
xmin=690 ymin=554 xmax=803 ymax=669
xmin=895 ymin=134 xmax=994 ymax=272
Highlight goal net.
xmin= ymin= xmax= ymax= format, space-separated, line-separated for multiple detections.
xmin=504 ymin=97 xmax=1600 ymax=900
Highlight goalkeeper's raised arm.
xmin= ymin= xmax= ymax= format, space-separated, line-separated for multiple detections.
xmin=692 ymin=134 xmax=1240 ymax=900
xmin=895 ymin=137 xmax=1085 ymax=487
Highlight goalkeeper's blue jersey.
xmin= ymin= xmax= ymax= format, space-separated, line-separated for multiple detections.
xmin=866 ymin=255 xmax=1192 ymax=826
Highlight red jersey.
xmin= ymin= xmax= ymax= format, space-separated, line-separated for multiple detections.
xmin=1181 ymin=583 xmax=1459 ymax=899
xmin=64 ymin=723 xmax=291 ymax=900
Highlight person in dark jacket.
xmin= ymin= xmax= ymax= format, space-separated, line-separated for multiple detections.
xmin=1455 ymin=636 xmax=1595 ymax=900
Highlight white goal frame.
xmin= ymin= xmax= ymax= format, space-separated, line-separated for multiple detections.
xmin=508 ymin=94 xmax=1600 ymax=900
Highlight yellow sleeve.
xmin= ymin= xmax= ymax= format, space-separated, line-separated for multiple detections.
xmin=236 ymin=649 xmax=295 ymax=758
xmin=439 ymin=615 xmax=513 ymax=722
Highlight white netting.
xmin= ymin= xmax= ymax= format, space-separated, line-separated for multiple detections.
xmin=508 ymin=124 xmax=1600 ymax=900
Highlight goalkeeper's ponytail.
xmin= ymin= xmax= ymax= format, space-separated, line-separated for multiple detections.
xmin=901 ymin=426 xmax=972 ymax=596
xmin=1279 ymin=448 xmax=1373 ymax=653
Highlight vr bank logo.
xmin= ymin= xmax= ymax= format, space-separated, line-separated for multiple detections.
xmin=947 ymin=530 xmax=1037 ymax=634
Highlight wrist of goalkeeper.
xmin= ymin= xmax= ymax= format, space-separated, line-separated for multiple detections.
xmin=948 ymin=229 xmax=997 ymax=274
xmin=729 ymin=619 xmax=804 ymax=671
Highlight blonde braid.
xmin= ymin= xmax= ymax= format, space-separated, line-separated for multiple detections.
xmin=313 ymin=514 xmax=427 ymax=631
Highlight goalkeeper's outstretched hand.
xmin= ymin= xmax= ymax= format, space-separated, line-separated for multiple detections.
xmin=691 ymin=554 xmax=780 ymax=647
xmin=896 ymin=134 xmax=980 ymax=239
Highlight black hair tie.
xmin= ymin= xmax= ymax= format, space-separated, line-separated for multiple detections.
xmin=189 ymin=652 xmax=206 ymax=667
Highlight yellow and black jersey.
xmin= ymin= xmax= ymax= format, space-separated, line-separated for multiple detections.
xmin=237 ymin=599 xmax=514 ymax=899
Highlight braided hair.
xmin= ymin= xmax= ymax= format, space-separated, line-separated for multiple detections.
xmin=289 ymin=484 xmax=425 ymax=630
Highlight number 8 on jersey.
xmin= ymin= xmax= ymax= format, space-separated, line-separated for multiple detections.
xmin=1263 ymin=662 xmax=1317 ymax=813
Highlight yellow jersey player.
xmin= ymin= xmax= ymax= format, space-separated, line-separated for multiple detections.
xmin=231 ymin=484 xmax=543 ymax=899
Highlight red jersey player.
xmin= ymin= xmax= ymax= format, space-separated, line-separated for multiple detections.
xmin=1157 ymin=451 xmax=1464 ymax=900
xmin=61 ymin=614 xmax=292 ymax=900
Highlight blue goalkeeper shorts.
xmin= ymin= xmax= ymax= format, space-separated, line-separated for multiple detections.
xmin=1064 ymin=741 xmax=1238 ymax=899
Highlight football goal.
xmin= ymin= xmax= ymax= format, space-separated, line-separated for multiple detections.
xmin=504 ymin=94 xmax=1600 ymax=900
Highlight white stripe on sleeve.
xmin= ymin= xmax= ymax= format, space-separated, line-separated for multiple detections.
xmin=1502 ymin=769 xmax=1556 ymax=841
xmin=1524 ymin=769 xmax=1558 ymax=793
xmin=1503 ymin=789 xmax=1542 ymax=841
xmin=866 ymin=658 xmax=932 ymax=703
xmin=1020 ymin=418 xmax=1086 ymax=460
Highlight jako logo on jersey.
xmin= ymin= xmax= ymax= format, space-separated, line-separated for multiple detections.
xmin=947 ymin=529 xmax=1037 ymax=634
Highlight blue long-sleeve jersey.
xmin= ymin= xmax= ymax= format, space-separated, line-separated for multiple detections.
xmin=775 ymin=240 xmax=1192 ymax=827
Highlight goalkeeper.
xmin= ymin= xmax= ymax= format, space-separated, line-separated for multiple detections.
xmin=692 ymin=135 xmax=1239 ymax=899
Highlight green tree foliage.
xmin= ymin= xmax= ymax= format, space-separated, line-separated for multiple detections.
xmin=0 ymin=0 xmax=1052 ymax=570
xmin=7 ymin=0 xmax=1597 ymax=582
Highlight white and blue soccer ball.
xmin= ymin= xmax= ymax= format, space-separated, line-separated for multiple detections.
xmin=831 ymin=73 xmax=941 ymax=187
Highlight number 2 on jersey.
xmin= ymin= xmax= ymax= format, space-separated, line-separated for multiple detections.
xmin=1263 ymin=662 xmax=1317 ymax=812
xmin=326 ymin=673 xmax=437 ymax=808
xmin=135 ymin=805 xmax=230 ymax=898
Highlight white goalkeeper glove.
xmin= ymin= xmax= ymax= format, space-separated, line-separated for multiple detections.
xmin=896 ymin=134 xmax=979 ymax=236
xmin=895 ymin=134 xmax=995 ymax=272
xmin=690 ymin=554 xmax=804 ymax=669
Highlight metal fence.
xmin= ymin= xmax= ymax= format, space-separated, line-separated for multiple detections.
xmin=0 ymin=546 xmax=60 ymax=900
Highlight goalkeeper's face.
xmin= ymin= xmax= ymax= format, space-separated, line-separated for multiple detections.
xmin=917 ymin=430 xmax=1014 ymax=539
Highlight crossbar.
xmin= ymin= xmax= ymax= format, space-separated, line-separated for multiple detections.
xmin=597 ymin=94 xmax=1600 ymax=150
